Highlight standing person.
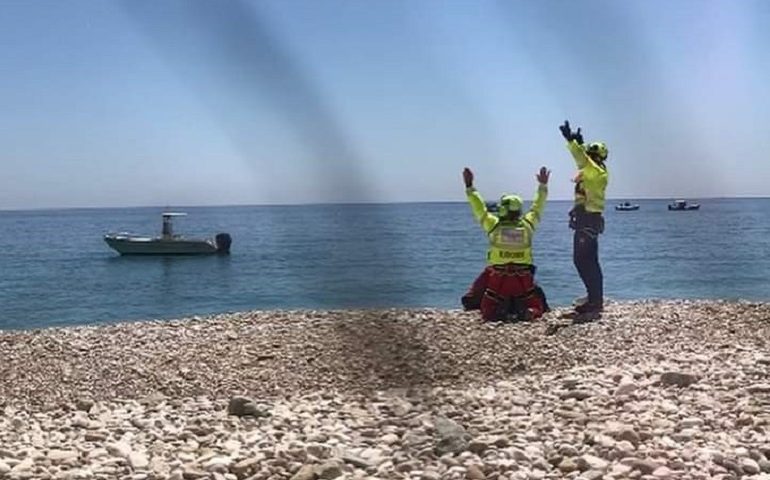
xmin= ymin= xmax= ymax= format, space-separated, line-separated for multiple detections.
xmin=559 ymin=120 xmax=609 ymax=321
xmin=460 ymin=166 xmax=550 ymax=322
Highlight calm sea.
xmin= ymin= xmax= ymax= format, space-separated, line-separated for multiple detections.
xmin=0 ymin=199 xmax=768 ymax=330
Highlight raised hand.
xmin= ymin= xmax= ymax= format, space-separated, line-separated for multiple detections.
xmin=560 ymin=121 xmax=585 ymax=144
xmin=574 ymin=127 xmax=584 ymax=145
xmin=463 ymin=167 xmax=474 ymax=188
xmin=536 ymin=166 xmax=551 ymax=185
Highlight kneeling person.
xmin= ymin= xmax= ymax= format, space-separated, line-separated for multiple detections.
xmin=461 ymin=166 xmax=550 ymax=321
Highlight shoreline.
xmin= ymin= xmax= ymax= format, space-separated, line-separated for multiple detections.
xmin=0 ymin=296 xmax=762 ymax=334
xmin=3 ymin=296 xmax=767 ymax=334
xmin=1 ymin=300 xmax=769 ymax=480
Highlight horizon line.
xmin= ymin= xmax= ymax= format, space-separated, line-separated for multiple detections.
xmin=1 ymin=194 xmax=769 ymax=213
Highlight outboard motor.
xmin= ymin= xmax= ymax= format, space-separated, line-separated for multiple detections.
xmin=215 ymin=233 xmax=232 ymax=254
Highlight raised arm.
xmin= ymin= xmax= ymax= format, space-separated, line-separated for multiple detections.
xmin=523 ymin=167 xmax=549 ymax=230
xmin=463 ymin=167 xmax=498 ymax=233
xmin=560 ymin=120 xmax=591 ymax=169
xmin=566 ymin=140 xmax=590 ymax=169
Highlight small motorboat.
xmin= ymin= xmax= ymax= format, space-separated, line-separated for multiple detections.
xmin=615 ymin=202 xmax=640 ymax=211
xmin=104 ymin=212 xmax=232 ymax=255
xmin=668 ymin=199 xmax=700 ymax=211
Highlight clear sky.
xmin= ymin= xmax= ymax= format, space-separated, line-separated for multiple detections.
xmin=2 ymin=0 xmax=769 ymax=209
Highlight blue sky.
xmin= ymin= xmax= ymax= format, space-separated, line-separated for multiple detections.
xmin=1 ymin=0 xmax=769 ymax=209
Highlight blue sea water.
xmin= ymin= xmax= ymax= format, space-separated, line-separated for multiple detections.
xmin=0 ymin=199 xmax=768 ymax=330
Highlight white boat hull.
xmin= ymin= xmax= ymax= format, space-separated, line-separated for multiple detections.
xmin=104 ymin=235 xmax=220 ymax=255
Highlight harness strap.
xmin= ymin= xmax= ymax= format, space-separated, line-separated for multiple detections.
xmin=484 ymin=286 xmax=537 ymax=301
xmin=491 ymin=264 xmax=534 ymax=277
xmin=570 ymin=208 xmax=605 ymax=235
xmin=578 ymin=226 xmax=599 ymax=239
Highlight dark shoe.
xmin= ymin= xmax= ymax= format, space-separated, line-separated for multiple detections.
xmin=572 ymin=309 xmax=601 ymax=324
xmin=560 ymin=301 xmax=602 ymax=324
xmin=573 ymin=296 xmax=607 ymax=309
xmin=461 ymin=294 xmax=481 ymax=311
xmin=574 ymin=301 xmax=603 ymax=314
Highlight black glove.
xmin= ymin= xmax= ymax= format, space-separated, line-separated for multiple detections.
xmin=559 ymin=120 xmax=585 ymax=144
xmin=573 ymin=127 xmax=584 ymax=145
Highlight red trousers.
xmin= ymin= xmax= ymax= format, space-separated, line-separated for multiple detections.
xmin=462 ymin=265 xmax=545 ymax=322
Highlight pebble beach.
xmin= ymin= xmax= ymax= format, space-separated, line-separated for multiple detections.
xmin=1 ymin=300 xmax=769 ymax=480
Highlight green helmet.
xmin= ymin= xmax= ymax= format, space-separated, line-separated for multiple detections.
xmin=498 ymin=194 xmax=523 ymax=217
xmin=586 ymin=142 xmax=608 ymax=160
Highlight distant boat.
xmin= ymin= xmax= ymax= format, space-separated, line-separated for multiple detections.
xmin=104 ymin=212 xmax=232 ymax=255
xmin=668 ymin=200 xmax=700 ymax=211
xmin=615 ymin=202 xmax=640 ymax=211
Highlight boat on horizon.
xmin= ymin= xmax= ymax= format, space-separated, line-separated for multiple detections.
xmin=104 ymin=212 xmax=232 ymax=255
xmin=615 ymin=202 xmax=640 ymax=211
xmin=668 ymin=199 xmax=700 ymax=211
